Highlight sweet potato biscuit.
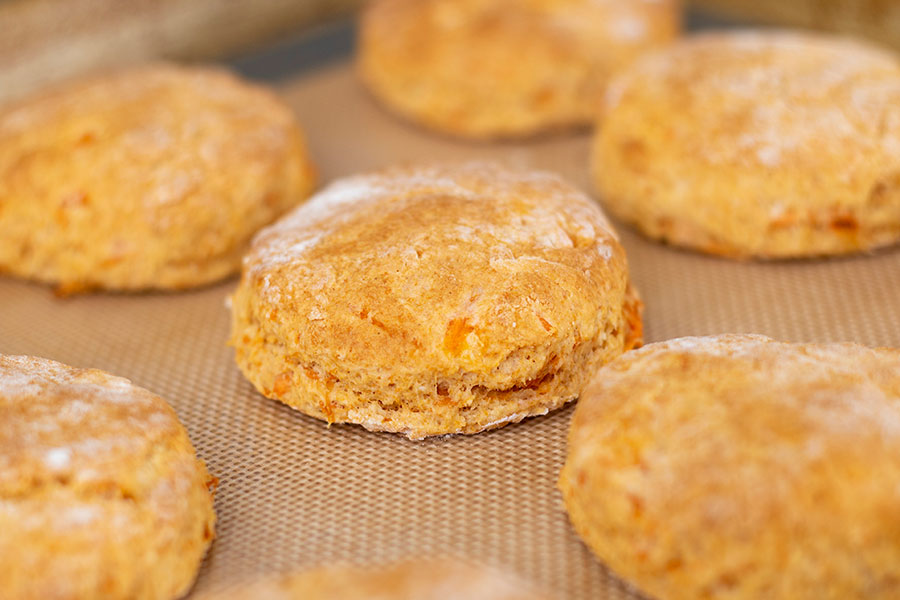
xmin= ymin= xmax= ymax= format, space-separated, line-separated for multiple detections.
xmin=199 ymin=559 xmax=551 ymax=599
xmin=559 ymin=334 xmax=900 ymax=599
xmin=0 ymin=64 xmax=316 ymax=292
xmin=358 ymin=0 xmax=680 ymax=139
xmin=592 ymin=31 xmax=900 ymax=258
xmin=0 ymin=355 xmax=216 ymax=600
xmin=230 ymin=162 xmax=642 ymax=439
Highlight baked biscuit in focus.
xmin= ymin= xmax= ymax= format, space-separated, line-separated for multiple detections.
xmin=560 ymin=334 xmax=900 ymax=599
xmin=231 ymin=162 xmax=642 ymax=439
xmin=593 ymin=31 xmax=900 ymax=258
xmin=358 ymin=0 xmax=680 ymax=139
xmin=0 ymin=64 xmax=316 ymax=292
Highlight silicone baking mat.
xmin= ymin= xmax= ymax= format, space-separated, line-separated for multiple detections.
xmin=3 ymin=54 xmax=900 ymax=600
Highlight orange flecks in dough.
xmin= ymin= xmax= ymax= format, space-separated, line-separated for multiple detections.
xmin=75 ymin=131 xmax=97 ymax=146
xmin=666 ymin=557 xmax=683 ymax=572
xmin=324 ymin=372 xmax=339 ymax=391
xmin=537 ymin=315 xmax=553 ymax=332
xmin=623 ymin=288 xmax=644 ymax=351
xmin=53 ymin=281 xmax=91 ymax=297
xmin=830 ymin=214 xmax=859 ymax=231
xmin=273 ymin=371 xmax=293 ymax=397
xmin=319 ymin=398 xmax=336 ymax=422
xmin=619 ymin=138 xmax=648 ymax=172
xmin=443 ymin=317 xmax=474 ymax=356
xmin=628 ymin=494 xmax=645 ymax=519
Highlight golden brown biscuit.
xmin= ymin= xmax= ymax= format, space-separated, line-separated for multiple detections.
xmin=230 ymin=162 xmax=642 ymax=439
xmin=592 ymin=31 xmax=900 ymax=258
xmin=199 ymin=559 xmax=551 ymax=599
xmin=0 ymin=354 xmax=216 ymax=600
xmin=358 ymin=0 xmax=680 ymax=139
xmin=0 ymin=64 xmax=316 ymax=293
xmin=559 ymin=334 xmax=900 ymax=600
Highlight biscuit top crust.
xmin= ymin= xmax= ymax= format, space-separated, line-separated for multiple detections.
xmin=0 ymin=64 xmax=312 ymax=289
xmin=603 ymin=31 xmax=900 ymax=173
xmin=0 ymin=64 xmax=302 ymax=207
xmin=569 ymin=334 xmax=900 ymax=539
xmin=242 ymin=162 xmax=627 ymax=378
xmin=574 ymin=334 xmax=900 ymax=450
xmin=0 ymin=354 xmax=204 ymax=529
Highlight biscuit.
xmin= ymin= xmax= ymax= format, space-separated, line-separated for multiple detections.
xmin=230 ymin=162 xmax=642 ymax=439
xmin=358 ymin=0 xmax=680 ymax=139
xmin=559 ymin=334 xmax=900 ymax=599
xmin=0 ymin=64 xmax=316 ymax=293
xmin=0 ymin=355 xmax=216 ymax=600
xmin=592 ymin=31 xmax=900 ymax=258
xmin=199 ymin=559 xmax=550 ymax=599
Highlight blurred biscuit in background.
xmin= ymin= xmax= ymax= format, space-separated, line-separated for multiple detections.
xmin=0 ymin=64 xmax=316 ymax=293
xmin=358 ymin=0 xmax=680 ymax=139
xmin=592 ymin=30 xmax=900 ymax=258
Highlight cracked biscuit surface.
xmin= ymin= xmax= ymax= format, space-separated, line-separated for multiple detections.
xmin=592 ymin=31 xmax=900 ymax=258
xmin=0 ymin=355 xmax=216 ymax=600
xmin=230 ymin=162 xmax=642 ymax=439
xmin=560 ymin=334 xmax=900 ymax=599
xmin=0 ymin=64 xmax=316 ymax=292
xmin=358 ymin=0 xmax=680 ymax=139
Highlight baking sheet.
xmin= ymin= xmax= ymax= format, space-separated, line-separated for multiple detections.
xmin=2 ymin=57 xmax=899 ymax=600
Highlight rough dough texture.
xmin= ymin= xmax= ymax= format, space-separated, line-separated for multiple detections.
xmin=230 ymin=162 xmax=642 ymax=439
xmin=559 ymin=334 xmax=900 ymax=600
xmin=0 ymin=64 xmax=316 ymax=293
xmin=199 ymin=559 xmax=552 ymax=599
xmin=0 ymin=355 xmax=216 ymax=600
xmin=592 ymin=31 xmax=900 ymax=258
xmin=358 ymin=0 xmax=680 ymax=139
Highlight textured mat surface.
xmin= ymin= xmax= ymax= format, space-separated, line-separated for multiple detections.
xmin=2 ymin=62 xmax=899 ymax=599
